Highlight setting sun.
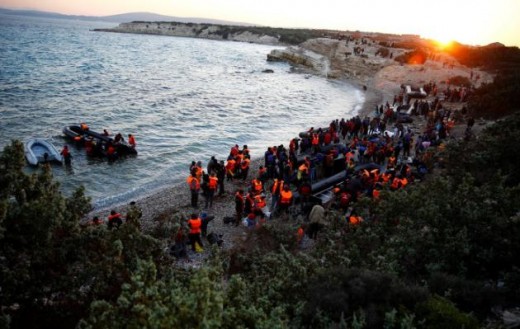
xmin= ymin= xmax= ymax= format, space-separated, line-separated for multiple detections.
xmin=434 ymin=38 xmax=455 ymax=50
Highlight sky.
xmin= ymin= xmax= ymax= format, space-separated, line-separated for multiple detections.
xmin=1 ymin=0 xmax=519 ymax=47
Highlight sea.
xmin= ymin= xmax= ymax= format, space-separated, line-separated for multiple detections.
xmin=0 ymin=14 xmax=364 ymax=210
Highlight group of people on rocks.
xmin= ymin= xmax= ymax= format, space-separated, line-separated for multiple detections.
xmin=180 ymin=84 xmax=466 ymax=247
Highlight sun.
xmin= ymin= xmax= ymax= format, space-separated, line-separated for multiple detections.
xmin=433 ymin=36 xmax=455 ymax=50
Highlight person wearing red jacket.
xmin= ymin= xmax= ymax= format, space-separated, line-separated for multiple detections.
xmin=187 ymin=214 xmax=203 ymax=252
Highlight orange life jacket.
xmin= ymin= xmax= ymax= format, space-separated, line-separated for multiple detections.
xmin=280 ymin=190 xmax=292 ymax=205
xmin=187 ymin=176 xmax=200 ymax=190
xmin=297 ymin=227 xmax=304 ymax=241
xmin=271 ymin=179 xmax=283 ymax=194
xmin=391 ymin=177 xmax=401 ymax=189
xmin=349 ymin=215 xmax=362 ymax=225
xmin=188 ymin=218 xmax=202 ymax=234
xmin=312 ymin=134 xmax=319 ymax=145
xmin=254 ymin=195 xmax=266 ymax=208
xmin=372 ymin=189 xmax=381 ymax=199
xmin=298 ymin=163 xmax=309 ymax=174
xmin=208 ymin=176 xmax=218 ymax=190
xmin=241 ymin=158 xmax=250 ymax=170
xmin=226 ymin=159 xmax=235 ymax=173
xmin=252 ymin=179 xmax=263 ymax=193
xmin=128 ymin=135 xmax=136 ymax=146
xmin=195 ymin=166 xmax=203 ymax=181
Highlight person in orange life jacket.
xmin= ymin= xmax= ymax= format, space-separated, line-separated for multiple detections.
xmin=128 ymin=134 xmax=136 ymax=148
xmin=234 ymin=151 xmax=243 ymax=176
xmin=311 ymin=132 xmax=320 ymax=153
xmin=106 ymin=142 xmax=117 ymax=161
xmin=234 ymin=189 xmax=245 ymax=226
xmin=390 ymin=174 xmax=402 ymax=190
xmin=278 ymin=184 xmax=293 ymax=217
xmin=250 ymin=178 xmax=263 ymax=195
xmin=296 ymin=224 xmax=305 ymax=245
xmin=200 ymin=212 xmax=214 ymax=238
xmin=186 ymin=172 xmax=200 ymax=208
xmin=338 ymin=190 xmax=352 ymax=210
xmin=108 ymin=210 xmax=123 ymax=229
xmin=349 ymin=211 xmax=363 ymax=225
xmin=270 ymin=178 xmax=284 ymax=214
xmin=60 ymin=145 xmax=72 ymax=165
xmin=194 ymin=161 xmax=204 ymax=182
xmin=80 ymin=122 xmax=89 ymax=131
xmin=230 ymin=144 xmax=239 ymax=157
xmin=187 ymin=213 xmax=203 ymax=251
xmin=240 ymin=155 xmax=251 ymax=181
xmin=205 ymin=173 xmax=218 ymax=209
xmin=225 ymin=157 xmax=235 ymax=181
xmin=297 ymin=159 xmax=310 ymax=183
xmin=253 ymin=194 xmax=267 ymax=220
xmin=372 ymin=183 xmax=382 ymax=200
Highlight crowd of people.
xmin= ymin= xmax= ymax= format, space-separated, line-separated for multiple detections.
xmin=86 ymin=85 xmax=468 ymax=260
xmin=175 ymin=92 xmax=463 ymax=251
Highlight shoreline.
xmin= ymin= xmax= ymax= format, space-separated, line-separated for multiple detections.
xmin=87 ymin=83 xmax=369 ymax=228
xmin=86 ymin=37 xmax=493 ymax=239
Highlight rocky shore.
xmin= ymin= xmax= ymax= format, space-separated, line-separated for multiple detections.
xmin=87 ymin=34 xmax=494 ymax=249
xmin=94 ymin=21 xmax=282 ymax=45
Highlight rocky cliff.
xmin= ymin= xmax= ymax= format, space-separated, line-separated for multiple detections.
xmin=95 ymin=21 xmax=281 ymax=45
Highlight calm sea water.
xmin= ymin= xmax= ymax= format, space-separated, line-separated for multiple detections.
xmin=0 ymin=14 xmax=364 ymax=209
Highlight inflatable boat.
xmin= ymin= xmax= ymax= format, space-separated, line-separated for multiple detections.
xmin=63 ymin=125 xmax=137 ymax=156
xmin=25 ymin=138 xmax=62 ymax=166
